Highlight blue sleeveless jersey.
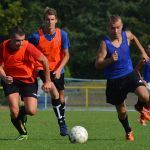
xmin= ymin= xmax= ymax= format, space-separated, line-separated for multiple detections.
xmin=143 ymin=61 xmax=150 ymax=82
xmin=103 ymin=31 xmax=133 ymax=79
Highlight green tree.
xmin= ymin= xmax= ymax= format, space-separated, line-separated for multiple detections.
xmin=0 ymin=0 xmax=25 ymax=36
xmin=1 ymin=0 xmax=150 ymax=79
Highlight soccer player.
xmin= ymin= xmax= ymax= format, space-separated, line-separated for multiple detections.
xmin=95 ymin=15 xmax=150 ymax=141
xmin=134 ymin=44 xmax=150 ymax=125
xmin=28 ymin=7 xmax=70 ymax=136
xmin=0 ymin=26 xmax=55 ymax=140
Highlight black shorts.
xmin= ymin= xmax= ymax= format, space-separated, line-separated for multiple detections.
xmin=38 ymin=70 xmax=64 ymax=91
xmin=106 ymin=72 xmax=145 ymax=105
xmin=1 ymin=79 xmax=38 ymax=99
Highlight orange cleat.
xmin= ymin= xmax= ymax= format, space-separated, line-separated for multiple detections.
xmin=137 ymin=114 xmax=147 ymax=126
xmin=126 ymin=131 xmax=134 ymax=141
xmin=141 ymin=107 xmax=150 ymax=121
xmin=143 ymin=106 xmax=150 ymax=115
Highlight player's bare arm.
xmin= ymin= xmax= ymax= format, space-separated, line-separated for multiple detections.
xmin=38 ymin=54 xmax=52 ymax=92
xmin=53 ymin=49 xmax=69 ymax=79
xmin=126 ymin=31 xmax=149 ymax=61
xmin=0 ymin=65 xmax=13 ymax=84
xmin=95 ymin=41 xmax=118 ymax=70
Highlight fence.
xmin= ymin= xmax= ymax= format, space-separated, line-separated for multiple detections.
xmin=0 ymin=78 xmax=138 ymax=111
xmin=37 ymin=85 xmax=106 ymax=110
xmin=37 ymin=78 xmax=138 ymax=111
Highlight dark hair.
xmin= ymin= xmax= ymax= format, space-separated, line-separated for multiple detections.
xmin=109 ymin=15 xmax=122 ymax=25
xmin=43 ymin=7 xmax=57 ymax=19
xmin=9 ymin=26 xmax=25 ymax=37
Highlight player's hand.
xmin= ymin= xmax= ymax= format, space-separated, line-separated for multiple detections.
xmin=3 ymin=76 xmax=13 ymax=84
xmin=143 ymin=80 xmax=148 ymax=86
xmin=141 ymin=53 xmax=149 ymax=62
xmin=42 ymin=81 xmax=52 ymax=92
xmin=53 ymin=69 xmax=61 ymax=79
xmin=111 ymin=51 xmax=118 ymax=62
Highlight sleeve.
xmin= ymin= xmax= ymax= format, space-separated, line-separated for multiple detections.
xmin=26 ymin=43 xmax=42 ymax=59
xmin=27 ymin=32 xmax=40 ymax=46
xmin=61 ymin=30 xmax=70 ymax=50
xmin=0 ymin=43 xmax=4 ymax=64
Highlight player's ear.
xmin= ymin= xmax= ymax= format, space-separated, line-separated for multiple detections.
xmin=121 ymin=22 xmax=123 ymax=29
xmin=55 ymin=18 xmax=58 ymax=23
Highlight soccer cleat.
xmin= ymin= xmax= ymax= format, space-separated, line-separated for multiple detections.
xmin=16 ymin=134 xmax=28 ymax=141
xmin=60 ymin=123 xmax=68 ymax=136
xmin=137 ymin=114 xmax=147 ymax=126
xmin=135 ymin=105 xmax=150 ymax=121
xmin=141 ymin=108 xmax=150 ymax=121
xmin=143 ymin=106 xmax=150 ymax=115
xmin=126 ymin=131 xmax=134 ymax=141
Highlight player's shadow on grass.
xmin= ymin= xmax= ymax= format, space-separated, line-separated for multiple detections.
xmin=0 ymin=138 xmax=15 ymax=141
xmin=88 ymin=138 xmax=116 ymax=141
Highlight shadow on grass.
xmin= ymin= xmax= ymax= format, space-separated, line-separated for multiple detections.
xmin=88 ymin=138 xmax=116 ymax=141
xmin=0 ymin=138 xmax=15 ymax=141
xmin=0 ymin=137 xmax=116 ymax=142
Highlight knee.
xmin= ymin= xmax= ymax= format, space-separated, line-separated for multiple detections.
xmin=25 ymin=108 xmax=37 ymax=116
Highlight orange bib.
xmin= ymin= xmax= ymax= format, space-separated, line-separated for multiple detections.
xmin=37 ymin=28 xmax=64 ymax=71
xmin=2 ymin=40 xmax=36 ymax=83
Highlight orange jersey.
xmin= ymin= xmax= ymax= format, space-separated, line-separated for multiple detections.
xmin=0 ymin=40 xmax=42 ymax=83
xmin=37 ymin=28 xmax=64 ymax=71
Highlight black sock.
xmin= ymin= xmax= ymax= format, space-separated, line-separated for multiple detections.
xmin=61 ymin=102 xmax=65 ymax=121
xmin=11 ymin=117 xmax=27 ymax=135
xmin=119 ymin=116 xmax=131 ymax=133
xmin=135 ymin=99 xmax=146 ymax=111
xmin=18 ymin=106 xmax=27 ymax=123
xmin=52 ymin=99 xmax=63 ymax=126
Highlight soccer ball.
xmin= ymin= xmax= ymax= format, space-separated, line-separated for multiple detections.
xmin=68 ymin=126 xmax=88 ymax=143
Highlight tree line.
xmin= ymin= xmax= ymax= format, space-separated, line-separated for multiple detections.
xmin=0 ymin=0 xmax=150 ymax=79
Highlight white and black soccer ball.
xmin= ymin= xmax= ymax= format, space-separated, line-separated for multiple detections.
xmin=68 ymin=126 xmax=88 ymax=143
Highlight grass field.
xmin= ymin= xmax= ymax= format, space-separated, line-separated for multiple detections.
xmin=0 ymin=109 xmax=150 ymax=150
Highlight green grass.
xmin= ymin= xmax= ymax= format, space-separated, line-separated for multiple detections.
xmin=0 ymin=109 xmax=150 ymax=150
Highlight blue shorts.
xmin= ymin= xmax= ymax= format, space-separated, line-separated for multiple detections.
xmin=106 ymin=72 xmax=145 ymax=105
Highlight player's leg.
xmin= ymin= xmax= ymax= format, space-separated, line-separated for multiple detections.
xmin=23 ymin=97 xmax=37 ymax=116
xmin=135 ymin=99 xmax=146 ymax=112
xmin=135 ymin=85 xmax=150 ymax=120
xmin=50 ymin=84 xmax=68 ymax=136
xmin=106 ymin=75 xmax=134 ymax=141
xmin=16 ymin=81 xmax=38 ymax=140
xmin=38 ymin=70 xmax=68 ymax=136
xmin=51 ymin=73 xmax=68 ymax=136
xmin=18 ymin=105 xmax=27 ymax=126
xmin=7 ymin=93 xmax=28 ymax=139
xmin=116 ymin=103 xmax=134 ymax=141
xmin=58 ymin=90 xmax=68 ymax=136
xmin=134 ymin=99 xmax=147 ymax=125
xmin=59 ymin=90 xmax=65 ymax=122
xmin=1 ymin=80 xmax=27 ymax=140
